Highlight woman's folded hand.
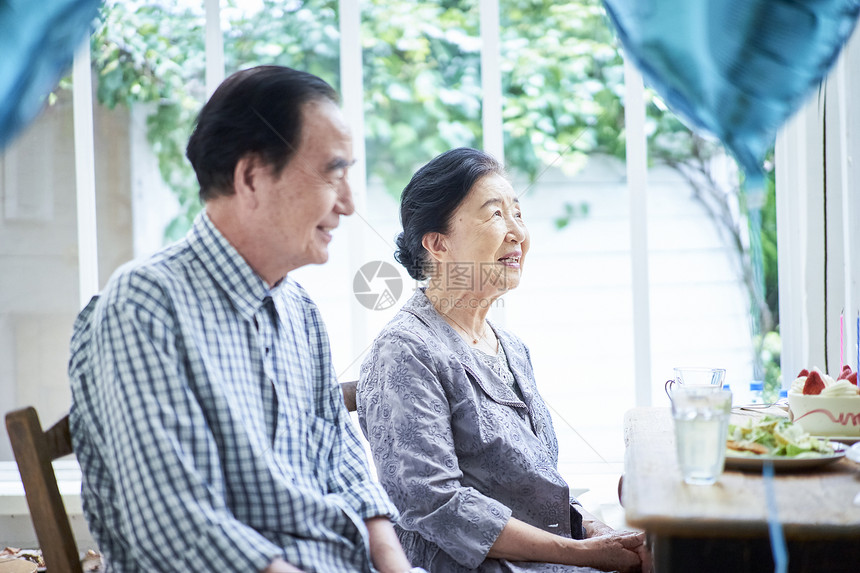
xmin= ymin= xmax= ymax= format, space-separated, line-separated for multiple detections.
xmin=573 ymin=531 xmax=647 ymax=573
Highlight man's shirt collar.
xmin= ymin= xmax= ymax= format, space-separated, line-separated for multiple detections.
xmin=188 ymin=210 xmax=279 ymax=320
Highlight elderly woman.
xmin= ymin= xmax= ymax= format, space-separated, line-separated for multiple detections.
xmin=357 ymin=148 xmax=648 ymax=573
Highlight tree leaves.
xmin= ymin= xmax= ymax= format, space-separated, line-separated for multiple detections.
xmin=88 ymin=0 xmax=710 ymax=239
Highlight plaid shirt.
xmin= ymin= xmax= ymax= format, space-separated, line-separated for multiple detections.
xmin=69 ymin=212 xmax=397 ymax=572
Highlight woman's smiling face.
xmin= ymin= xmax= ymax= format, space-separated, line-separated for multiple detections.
xmin=435 ymin=173 xmax=529 ymax=297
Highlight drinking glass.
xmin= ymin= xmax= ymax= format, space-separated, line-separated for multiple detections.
xmin=672 ymin=387 xmax=733 ymax=485
xmin=665 ymin=367 xmax=726 ymax=398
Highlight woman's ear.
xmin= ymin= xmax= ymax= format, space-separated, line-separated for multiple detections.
xmin=421 ymin=232 xmax=448 ymax=261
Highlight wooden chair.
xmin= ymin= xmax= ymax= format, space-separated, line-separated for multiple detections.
xmin=340 ymin=379 xmax=358 ymax=412
xmin=4 ymin=380 xmax=359 ymax=573
xmin=5 ymin=407 xmax=82 ymax=573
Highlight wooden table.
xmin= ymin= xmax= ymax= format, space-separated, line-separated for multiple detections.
xmin=622 ymin=407 xmax=860 ymax=572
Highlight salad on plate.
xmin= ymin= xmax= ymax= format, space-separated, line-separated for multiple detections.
xmin=727 ymin=415 xmax=835 ymax=458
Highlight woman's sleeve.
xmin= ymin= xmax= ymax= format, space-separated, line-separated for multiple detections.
xmin=358 ymin=330 xmax=512 ymax=569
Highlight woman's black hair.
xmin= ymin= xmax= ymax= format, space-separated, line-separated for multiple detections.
xmin=395 ymin=147 xmax=505 ymax=280
xmin=186 ymin=65 xmax=338 ymax=201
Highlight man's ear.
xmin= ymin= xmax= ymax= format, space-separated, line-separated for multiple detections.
xmin=421 ymin=232 xmax=448 ymax=261
xmin=233 ymin=154 xmax=264 ymax=208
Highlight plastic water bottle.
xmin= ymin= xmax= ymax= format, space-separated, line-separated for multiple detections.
xmin=749 ymin=381 xmax=764 ymax=404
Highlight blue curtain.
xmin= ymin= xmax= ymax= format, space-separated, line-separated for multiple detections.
xmin=0 ymin=0 xmax=102 ymax=150
xmin=603 ymin=0 xmax=860 ymax=182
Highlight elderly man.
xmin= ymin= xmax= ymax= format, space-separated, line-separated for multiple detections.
xmin=69 ymin=66 xmax=415 ymax=573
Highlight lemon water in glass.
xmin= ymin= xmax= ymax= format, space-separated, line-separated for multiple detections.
xmin=672 ymin=387 xmax=733 ymax=485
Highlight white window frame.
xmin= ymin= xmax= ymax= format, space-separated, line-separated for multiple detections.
xmin=69 ymin=2 xmax=859 ymax=392
xmin=73 ymin=39 xmax=98 ymax=308
xmin=776 ymin=25 xmax=860 ymax=379
xmin=623 ymin=58 xmax=653 ymax=406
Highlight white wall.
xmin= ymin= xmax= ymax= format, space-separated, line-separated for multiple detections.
xmin=0 ymin=93 xmax=134 ymax=461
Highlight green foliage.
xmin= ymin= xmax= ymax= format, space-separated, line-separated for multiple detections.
xmin=757 ymin=330 xmax=782 ymax=403
xmin=81 ymin=0 xmax=780 ymax=383
xmin=739 ymin=154 xmax=780 ymax=387
xmin=500 ymin=0 xmax=625 ymax=179
xmin=87 ymin=0 xmax=775 ymax=311
xmin=760 ymin=161 xmax=779 ymax=326
xmin=757 ymin=161 xmax=781 ymax=396
xmin=90 ymin=0 xmax=347 ymax=236
xmin=91 ymin=1 xmax=206 ymax=240
xmin=223 ymin=1 xmax=340 ymax=83
xmin=89 ymin=0 xmax=709 ymax=234
xmin=361 ymin=0 xmax=482 ymax=194
xmin=554 ymin=201 xmax=590 ymax=230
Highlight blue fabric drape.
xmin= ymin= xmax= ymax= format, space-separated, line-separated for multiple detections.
xmin=0 ymin=0 xmax=102 ymax=150
xmin=603 ymin=0 xmax=860 ymax=181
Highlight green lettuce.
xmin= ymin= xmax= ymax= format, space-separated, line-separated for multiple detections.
xmin=727 ymin=415 xmax=834 ymax=458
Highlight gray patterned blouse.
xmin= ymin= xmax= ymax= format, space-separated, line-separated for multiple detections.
xmin=358 ymin=289 xmax=601 ymax=573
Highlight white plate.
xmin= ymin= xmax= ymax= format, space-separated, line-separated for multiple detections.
xmin=810 ymin=435 xmax=860 ymax=445
xmin=724 ymin=442 xmax=846 ymax=471
xmin=847 ymin=443 xmax=860 ymax=464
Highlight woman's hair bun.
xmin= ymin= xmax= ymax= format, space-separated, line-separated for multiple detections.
xmin=395 ymin=231 xmax=427 ymax=281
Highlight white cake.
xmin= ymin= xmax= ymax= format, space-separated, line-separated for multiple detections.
xmin=787 ymin=368 xmax=860 ymax=437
